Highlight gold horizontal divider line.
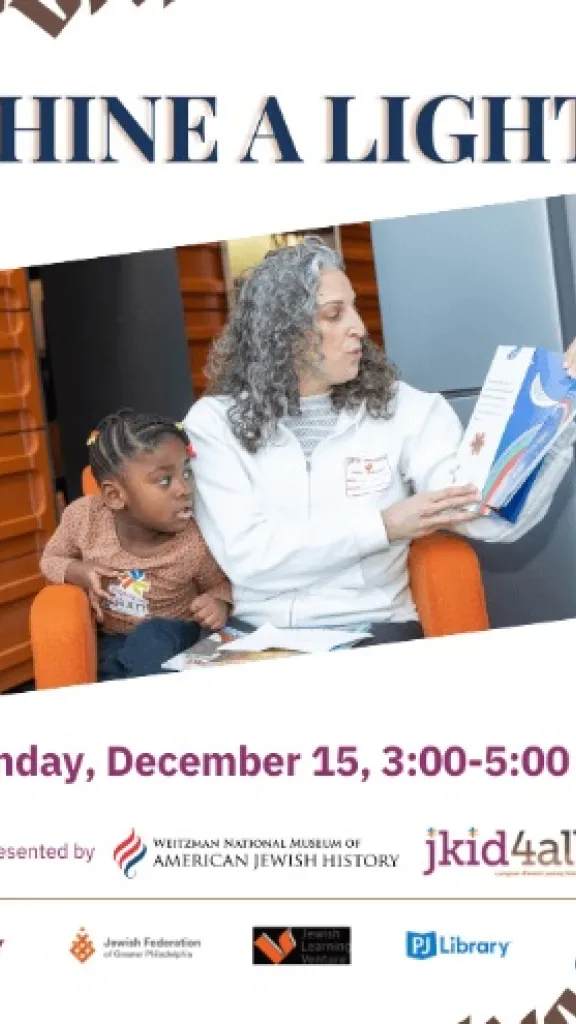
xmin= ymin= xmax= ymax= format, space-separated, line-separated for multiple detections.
xmin=0 ymin=896 xmax=574 ymax=902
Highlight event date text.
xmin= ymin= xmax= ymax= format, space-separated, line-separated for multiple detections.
xmin=311 ymin=745 xmax=570 ymax=780
xmin=0 ymin=744 xmax=567 ymax=784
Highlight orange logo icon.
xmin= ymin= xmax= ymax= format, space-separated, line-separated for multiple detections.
xmin=253 ymin=929 xmax=296 ymax=964
xmin=70 ymin=927 xmax=95 ymax=964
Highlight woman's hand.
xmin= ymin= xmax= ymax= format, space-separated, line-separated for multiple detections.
xmin=565 ymin=338 xmax=576 ymax=379
xmin=190 ymin=595 xmax=229 ymax=631
xmin=381 ymin=485 xmax=481 ymax=543
xmin=64 ymin=560 xmax=119 ymax=623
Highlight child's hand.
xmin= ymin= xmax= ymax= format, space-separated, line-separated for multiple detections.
xmin=190 ymin=595 xmax=229 ymax=632
xmin=65 ymin=561 xmax=119 ymax=623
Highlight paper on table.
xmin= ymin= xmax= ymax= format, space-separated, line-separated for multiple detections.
xmin=162 ymin=633 xmax=223 ymax=671
xmin=217 ymin=623 xmax=372 ymax=655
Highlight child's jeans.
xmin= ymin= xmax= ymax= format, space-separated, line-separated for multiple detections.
xmin=97 ymin=618 xmax=201 ymax=681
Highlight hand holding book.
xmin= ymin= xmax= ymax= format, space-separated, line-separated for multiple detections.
xmin=381 ymin=485 xmax=481 ymax=542
xmin=456 ymin=344 xmax=576 ymax=523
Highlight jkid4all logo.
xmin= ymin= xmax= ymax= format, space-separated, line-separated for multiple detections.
xmin=0 ymin=0 xmax=176 ymax=40
xmin=424 ymin=827 xmax=576 ymax=876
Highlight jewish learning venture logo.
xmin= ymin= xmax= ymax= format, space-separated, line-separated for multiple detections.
xmin=70 ymin=928 xmax=96 ymax=964
xmin=113 ymin=828 xmax=148 ymax=879
xmin=253 ymin=927 xmax=351 ymax=965
xmin=406 ymin=930 xmax=511 ymax=961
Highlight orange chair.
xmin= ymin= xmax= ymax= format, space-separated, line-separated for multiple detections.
xmin=81 ymin=465 xmax=100 ymax=497
xmin=30 ymin=467 xmax=490 ymax=689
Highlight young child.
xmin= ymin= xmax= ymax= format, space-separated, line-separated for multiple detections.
xmin=40 ymin=409 xmax=232 ymax=681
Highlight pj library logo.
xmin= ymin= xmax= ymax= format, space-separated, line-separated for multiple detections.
xmin=423 ymin=827 xmax=576 ymax=876
xmin=406 ymin=931 xmax=510 ymax=960
xmin=113 ymin=829 xmax=147 ymax=879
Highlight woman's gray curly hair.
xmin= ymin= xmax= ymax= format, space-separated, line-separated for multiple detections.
xmin=206 ymin=235 xmax=398 ymax=452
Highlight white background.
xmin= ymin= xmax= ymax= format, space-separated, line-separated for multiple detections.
xmin=4 ymin=623 xmax=576 ymax=900
xmin=2 ymin=0 xmax=576 ymax=267
xmin=1 ymin=899 xmax=576 ymax=1023
xmin=3 ymin=0 xmax=576 ymax=1019
xmin=4 ymin=622 xmax=576 ymax=1019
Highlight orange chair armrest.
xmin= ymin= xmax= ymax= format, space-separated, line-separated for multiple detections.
xmin=82 ymin=466 xmax=100 ymax=496
xmin=30 ymin=584 xmax=97 ymax=689
xmin=409 ymin=534 xmax=490 ymax=638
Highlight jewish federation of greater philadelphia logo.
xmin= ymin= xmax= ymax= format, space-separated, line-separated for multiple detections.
xmin=406 ymin=931 xmax=510 ymax=960
xmin=114 ymin=829 xmax=147 ymax=879
xmin=70 ymin=928 xmax=96 ymax=964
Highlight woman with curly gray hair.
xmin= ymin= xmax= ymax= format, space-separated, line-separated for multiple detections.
xmin=184 ymin=236 xmax=576 ymax=645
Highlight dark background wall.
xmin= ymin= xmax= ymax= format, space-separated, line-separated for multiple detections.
xmin=41 ymin=249 xmax=193 ymax=500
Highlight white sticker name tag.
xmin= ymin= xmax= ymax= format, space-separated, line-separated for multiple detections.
xmin=105 ymin=571 xmax=151 ymax=619
xmin=345 ymin=456 xmax=393 ymax=497
xmin=105 ymin=588 xmax=149 ymax=619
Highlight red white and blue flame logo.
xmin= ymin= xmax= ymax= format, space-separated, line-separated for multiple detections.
xmin=113 ymin=828 xmax=148 ymax=879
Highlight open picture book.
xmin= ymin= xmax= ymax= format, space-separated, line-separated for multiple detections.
xmin=162 ymin=624 xmax=373 ymax=671
xmin=455 ymin=345 xmax=576 ymax=522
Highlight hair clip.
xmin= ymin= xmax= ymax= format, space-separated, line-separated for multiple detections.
xmin=174 ymin=421 xmax=195 ymax=458
xmin=86 ymin=429 xmax=99 ymax=446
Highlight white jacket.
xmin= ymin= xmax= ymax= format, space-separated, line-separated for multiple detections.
xmin=184 ymin=384 xmax=575 ymax=628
